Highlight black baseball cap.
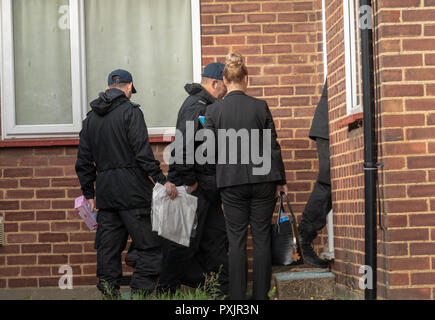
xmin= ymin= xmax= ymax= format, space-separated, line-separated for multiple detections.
xmin=201 ymin=62 xmax=225 ymax=81
xmin=107 ymin=69 xmax=137 ymax=94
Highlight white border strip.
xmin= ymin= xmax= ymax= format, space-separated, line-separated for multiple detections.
xmin=191 ymin=0 xmax=202 ymax=84
xmin=70 ymin=0 xmax=84 ymax=132
xmin=1 ymin=0 xmax=16 ymax=138
xmin=343 ymin=0 xmax=354 ymax=115
xmin=322 ymin=0 xmax=328 ymax=82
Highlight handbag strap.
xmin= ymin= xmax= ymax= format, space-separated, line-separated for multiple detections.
xmin=280 ymin=191 xmax=297 ymax=224
xmin=277 ymin=195 xmax=284 ymax=222
xmin=280 ymin=191 xmax=304 ymax=263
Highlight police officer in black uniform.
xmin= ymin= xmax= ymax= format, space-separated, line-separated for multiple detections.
xmin=298 ymin=81 xmax=331 ymax=268
xmin=75 ymin=69 xmax=178 ymax=298
xmin=157 ymin=63 xmax=230 ymax=296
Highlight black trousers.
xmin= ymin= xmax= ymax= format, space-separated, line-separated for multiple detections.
xmin=94 ymin=208 xmax=162 ymax=293
xmin=220 ymin=182 xmax=277 ymax=300
xmin=159 ymin=175 xmax=229 ymax=294
xmin=298 ymin=138 xmax=332 ymax=241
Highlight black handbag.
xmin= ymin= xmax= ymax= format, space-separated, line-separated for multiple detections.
xmin=271 ymin=192 xmax=304 ymax=266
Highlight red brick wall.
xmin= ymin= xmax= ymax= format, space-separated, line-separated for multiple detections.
xmin=0 ymin=147 xmax=98 ymax=288
xmin=375 ymin=0 xmax=435 ymax=300
xmin=324 ymin=0 xmax=368 ymax=296
xmin=0 ymin=0 xmax=324 ymax=289
xmin=325 ymin=0 xmax=435 ymax=300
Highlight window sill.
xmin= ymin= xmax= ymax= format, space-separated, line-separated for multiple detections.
xmin=0 ymin=135 xmax=174 ymax=148
xmin=336 ymin=112 xmax=363 ymax=128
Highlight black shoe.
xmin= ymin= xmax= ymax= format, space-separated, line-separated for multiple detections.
xmin=125 ymin=250 xmax=139 ymax=268
xmin=299 ymin=236 xmax=330 ymax=269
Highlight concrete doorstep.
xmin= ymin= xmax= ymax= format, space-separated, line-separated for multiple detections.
xmin=272 ymin=269 xmax=335 ymax=300
xmin=270 ymin=264 xmax=363 ymax=300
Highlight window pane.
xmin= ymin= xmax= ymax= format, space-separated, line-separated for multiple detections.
xmin=13 ymin=0 xmax=73 ymax=125
xmin=85 ymin=0 xmax=194 ymax=128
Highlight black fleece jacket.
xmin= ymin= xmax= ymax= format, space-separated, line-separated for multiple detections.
xmin=168 ymin=83 xmax=217 ymax=186
xmin=75 ymin=88 xmax=166 ymax=211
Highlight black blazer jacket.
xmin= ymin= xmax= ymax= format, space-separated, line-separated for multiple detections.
xmin=205 ymin=90 xmax=287 ymax=189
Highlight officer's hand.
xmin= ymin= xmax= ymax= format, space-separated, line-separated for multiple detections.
xmin=88 ymin=198 xmax=96 ymax=213
xmin=276 ymin=184 xmax=288 ymax=198
xmin=165 ymin=182 xmax=178 ymax=200
xmin=186 ymin=181 xmax=198 ymax=194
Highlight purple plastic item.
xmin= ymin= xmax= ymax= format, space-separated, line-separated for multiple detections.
xmin=74 ymin=196 xmax=98 ymax=230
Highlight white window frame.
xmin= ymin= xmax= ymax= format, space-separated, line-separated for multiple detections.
xmin=0 ymin=0 xmax=85 ymax=139
xmin=0 ymin=0 xmax=201 ymax=140
xmin=322 ymin=0 xmax=328 ymax=82
xmin=343 ymin=0 xmax=363 ymax=115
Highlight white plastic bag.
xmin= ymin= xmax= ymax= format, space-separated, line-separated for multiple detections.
xmin=151 ymin=183 xmax=198 ymax=247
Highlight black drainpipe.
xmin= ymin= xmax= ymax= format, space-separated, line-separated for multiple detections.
xmin=360 ymin=0 xmax=377 ymax=300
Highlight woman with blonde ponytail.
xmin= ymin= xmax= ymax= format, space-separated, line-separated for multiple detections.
xmin=205 ymin=53 xmax=288 ymax=300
